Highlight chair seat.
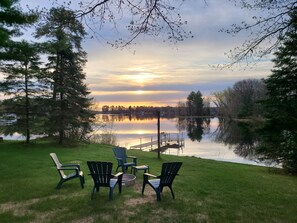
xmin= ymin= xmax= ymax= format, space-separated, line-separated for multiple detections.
xmin=123 ymin=162 xmax=135 ymax=167
xmin=148 ymin=179 xmax=160 ymax=189
xmin=64 ymin=170 xmax=83 ymax=179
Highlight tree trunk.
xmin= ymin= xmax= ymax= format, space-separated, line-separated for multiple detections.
xmin=25 ymin=64 xmax=30 ymax=144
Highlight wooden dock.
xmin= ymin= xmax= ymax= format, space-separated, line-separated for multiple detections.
xmin=130 ymin=132 xmax=184 ymax=151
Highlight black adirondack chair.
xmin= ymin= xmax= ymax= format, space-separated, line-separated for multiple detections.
xmin=112 ymin=147 xmax=137 ymax=173
xmin=87 ymin=161 xmax=123 ymax=200
xmin=142 ymin=162 xmax=182 ymax=201
xmin=49 ymin=153 xmax=85 ymax=189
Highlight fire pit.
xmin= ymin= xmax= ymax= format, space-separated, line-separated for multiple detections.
xmin=122 ymin=174 xmax=136 ymax=186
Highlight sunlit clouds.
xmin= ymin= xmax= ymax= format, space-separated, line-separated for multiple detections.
xmin=17 ymin=0 xmax=274 ymax=108
xmin=91 ymin=90 xmax=182 ymax=96
xmin=86 ymin=41 xmax=272 ymax=107
xmin=118 ymin=72 xmax=159 ymax=87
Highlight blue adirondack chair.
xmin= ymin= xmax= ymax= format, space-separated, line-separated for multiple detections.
xmin=87 ymin=161 xmax=123 ymax=200
xmin=142 ymin=162 xmax=182 ymax=201
xmin=112 ymin=147 xmax=137 ymax=173
xmin=49 ymin=153 xmax=85 ymax=189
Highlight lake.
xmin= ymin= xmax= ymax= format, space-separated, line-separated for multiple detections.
xmin=93 ymin=114 xmax=267 ymax=166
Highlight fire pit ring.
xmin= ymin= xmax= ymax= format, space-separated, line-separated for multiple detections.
xmin=121 ymin=174 xmax=136 ymax=186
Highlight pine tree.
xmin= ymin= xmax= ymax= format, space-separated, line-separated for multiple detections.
xmin=0 ymin=0 xmax=36 ymax=47
xmin=258 ymin=11 xmax=297 ymax=173
xmin=0 ymin=1 xmax=40 ymax=143
xmin=0 ymin=41 xmax=46 ymax=143
xmin=36 ymin=7 xmax=93 ymax=144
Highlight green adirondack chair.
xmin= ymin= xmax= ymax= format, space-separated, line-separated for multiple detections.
xmin=87 ymin=161 xmax=123 ymax=200
xmin=49 ymin=153 xmax=85 ymax=189
xmin=112 ymin=147 xmax=137 ymax=173
xmin=142 ymin=162 xmax=183 ymax=201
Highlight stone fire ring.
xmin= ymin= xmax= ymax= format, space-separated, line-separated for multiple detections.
xmin=122 ymin=174 xmax=136 ymax=186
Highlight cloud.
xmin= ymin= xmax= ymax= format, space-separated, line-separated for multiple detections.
xmin=19 ymin=0 xmax=274 ymax=107
xmin=85 ymin=38 xmax=272 ymax=106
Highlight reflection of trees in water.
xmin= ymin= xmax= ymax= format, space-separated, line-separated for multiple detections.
xmin=175 ymin=118 xmax=187 ymax=132
xmin=99 ymin=114 xmax=162 ymax=122
xmin=176 ymin=117 xmax=210 ymax=142
xmin=213 ymin=119 xmax=260 ymax=160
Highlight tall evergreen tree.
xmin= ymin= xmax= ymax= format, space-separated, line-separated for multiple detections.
xmin=0 ymin=0 xmax=39 ymax=143
xmin=257 ymin=11 xmax=297 ymax=173
xmin=0 ymin=41 xmax=46 ymax=143
xmin=36 ymin=7 xmax=93 ymax=144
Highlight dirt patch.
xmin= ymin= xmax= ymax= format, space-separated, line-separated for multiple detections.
xmin=125 ymin=195 xmax=155 ymax=207
xmin=71 ymin=216 xmax=95 ymax=223
xmin=132 ymin=180 xmax=156 ymax=196
xmin=195 ymin=213 xmax=209 ymax=222
xmin=32 ymin=209 xmax=67 ymax=223
xmin=121 ymin=210 xmax=136 ymax=218
xmin=0 ymin=194 xmax=81 ymax=222
xmin=148 ymin=209 xmax=178 ymax=223
xmin=123 ymin=180 xmax=157 ymax=206
xmin=0 ymin=198 xmax=41 ymax=216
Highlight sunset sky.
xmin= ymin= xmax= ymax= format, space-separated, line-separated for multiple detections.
xmin=18 ymin=0 xmax=273 ymax=108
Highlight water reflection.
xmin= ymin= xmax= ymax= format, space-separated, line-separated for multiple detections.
xmin=176 ymin=118 xmax=210 ymax=142
xmin=100 ymin=114 xmax=157 ymax=123
xmin=213 ymin=119 xmax=259 ymax=160
xmin=93 ymin=114 xmax=265 ymax=166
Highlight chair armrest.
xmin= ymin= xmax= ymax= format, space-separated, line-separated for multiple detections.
xmin=113 ymin=172 xmax=124 ymax=178
xmin=59 ymin=167 xmax=79 ymax=174
xmin=143 ymin=172 xmax=158 ymax=184
xmin=61 ymin=164 xmax=81 ymax=171
xmin=144 ymin=173 xmax=157 ymax=178
xmin=127 ymin=156 xmax=137 ymax=165
xmin=112 ymin=172 xmax=123 ymax=185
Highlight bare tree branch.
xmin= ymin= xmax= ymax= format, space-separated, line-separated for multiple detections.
xmin=73 ymin=0 xmax=192 ymax=47
xmin=222 ymin=0 xmax=297 ymax=66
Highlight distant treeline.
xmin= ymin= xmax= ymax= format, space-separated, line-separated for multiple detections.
xmin=99 ymin=104 xmax=218 ymax=118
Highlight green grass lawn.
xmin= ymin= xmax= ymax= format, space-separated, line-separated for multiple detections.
xmin=0 ymin=140 xmax=297 ymax=223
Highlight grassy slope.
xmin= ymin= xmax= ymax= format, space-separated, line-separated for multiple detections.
xmin=0 ymin=140 xmax=297 ymax=223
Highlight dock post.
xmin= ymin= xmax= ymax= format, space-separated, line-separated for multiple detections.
xmin=151 ymin=136 xmax=153 ymax=151
xmin=140 ymin=137 xmax=142 ymax=150
xmin=157 ymin=111 xmax=161 ymax=159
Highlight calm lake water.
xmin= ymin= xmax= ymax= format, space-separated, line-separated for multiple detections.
xmin=94 ymin=114 xmax=266 ymax=166
xmin=1 ymin=114 xmax=267 ymax=166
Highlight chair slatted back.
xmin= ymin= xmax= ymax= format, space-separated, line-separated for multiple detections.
xmin=87 ymin=161 xmax=113 ymax=187
xmin=160 ymin=162 xmax=182 ymax=186
xmin=50 ymin=153 xmax=66 ymax=178
xmin=112 ymin=147 xmax=127 ymax=163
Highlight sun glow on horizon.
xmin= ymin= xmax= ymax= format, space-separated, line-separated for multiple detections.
xmin=120 ymin=66 xmax=159 ymax=87
xmin=91 ymin=101 xmax=177 ymax=110
xmin=135 ymin=90 xmax=144 ymax=95
xmin=91 ymin=90 xmax=181 ymax=96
